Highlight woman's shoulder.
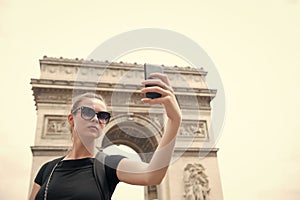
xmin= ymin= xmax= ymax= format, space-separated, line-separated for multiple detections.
xmin=94 ymin=152 xmax=126 ymax=169
xmin=35 ymin=156 xmax=65 ymax=185
xmin=34 ymin=157 xmax=55 ymax=185
xmin=38 ymin=157 xmax=62 ymax=173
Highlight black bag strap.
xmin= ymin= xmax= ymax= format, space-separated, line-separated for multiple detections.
xmin=94 ymin=151 xmax=109 ymax=200
xmin=41 ymin=156 xmax=65 ymax=185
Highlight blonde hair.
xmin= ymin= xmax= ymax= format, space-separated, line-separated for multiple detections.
xmin=71 ymin=92 xmax=106 ymax=113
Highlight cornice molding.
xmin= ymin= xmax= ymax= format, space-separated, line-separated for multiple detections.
xmin=175 ymin=147 xmax=219 ymax=152
xmin=174 ymin=147 xmax=219 ymax=157
xmin=31 ymin=85 xmax=214 ymax=111
xmin=40 ymin=56 xmax=208 ymax=75
xmin=30 ymin=145 xmax=219 ymax=157
xmin=31 ymin=78 xmax=216 ymax=95
xmin=31 ymin=146 xmax=70 ymax=156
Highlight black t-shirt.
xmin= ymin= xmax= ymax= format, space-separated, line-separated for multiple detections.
xmin=34 ymin=155 xmax=125 ymax=200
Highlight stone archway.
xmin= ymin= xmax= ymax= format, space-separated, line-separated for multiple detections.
xmin=101 ymin=114 xmax=161 ymax=161
xmin=29 ymin=56 xmax=224 ymax=200
xmin=100 ymin=113 xmax=162 ymax=200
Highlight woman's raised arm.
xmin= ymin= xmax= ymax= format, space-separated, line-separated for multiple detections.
xmin=116 ymin=73 xmax=182 ymax=185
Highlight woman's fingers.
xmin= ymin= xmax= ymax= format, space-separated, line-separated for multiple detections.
xmin=141 ymin=73 xmax=176 ymax=106
xmin=141 ymin=95 xmax=171 ymax=105
xmin=141 ymin=73 xmax=181 ymax=121
xmin=142 ymin=80 xmax=170 ymax=91
xmin=149 ymin=73 xmax=171 ymax=85
xmin=141 ymin=86 xmax=172 ymax=97
xmin=142 ymin=73 xmax=174 ymax=93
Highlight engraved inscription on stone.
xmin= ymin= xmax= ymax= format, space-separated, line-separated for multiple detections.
xmin=43 ymin=115 xmax=70 ymax=138
xmin=183 ymin=163 xmax=211 ymax=200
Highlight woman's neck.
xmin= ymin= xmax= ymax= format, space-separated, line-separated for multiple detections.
xmin=66 ymin=138 xmax=96 ymax=160
xmin=66 ymin=149 xmax=93 ymax=160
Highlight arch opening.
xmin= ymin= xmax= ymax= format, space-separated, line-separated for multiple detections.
xmin=100 ymin=115 xmax=161 ymax=200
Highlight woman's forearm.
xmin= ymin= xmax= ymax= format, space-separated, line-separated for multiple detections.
xmin=145 ymin=117 xmax=181 ymax=184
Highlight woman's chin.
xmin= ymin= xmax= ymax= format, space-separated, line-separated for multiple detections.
xmin=78 ymin=132 xmax=101 ymax=143
xmin=92 ymin=132 xmax=101 ymax=139
xmin=86 ymin=131 xmax=100 ymax=139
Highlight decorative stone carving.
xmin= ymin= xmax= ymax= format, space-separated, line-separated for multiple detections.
xmin=40 ymin=57 xmax=212 ymax=87
xmin=179 ymin=120 xmax=208 ymax=139
xmin=43 ymin=115 xmax=70 ymax=139
xmin=110 ymin=91 xmax=145 ymax=106
xmin=183 ymin=163 xmax=211 ymax=200
xmin=176 ymin=95 xmax=213 ymax=110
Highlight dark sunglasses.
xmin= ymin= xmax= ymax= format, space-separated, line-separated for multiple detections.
xmin=72 ymin=106 xmax=111 ymax=124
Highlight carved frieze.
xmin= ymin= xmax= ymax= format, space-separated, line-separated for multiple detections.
xmin=183 ymin=163 xmax=211 ymax=200
xmin=179 ymin=120 xmax=208 ymax=139
xmin=43 ymin=115 xmax=70 ymax=139
xmin=32 ymin=87 xmax=73 ymax=105
xmin=110 ymin=91 xmax=144 ymax=106
xmin=176 ymin=95 xmax=212 ymax=110
xmin=39 ymin=57 xmax=210 ymax=88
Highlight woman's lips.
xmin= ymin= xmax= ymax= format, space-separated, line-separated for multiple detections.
xmin=88 ymin=126 xmax=99 ymax=131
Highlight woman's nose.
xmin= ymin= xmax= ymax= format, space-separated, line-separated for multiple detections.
xmin=91 ymin=114 xmax=100 ymax=123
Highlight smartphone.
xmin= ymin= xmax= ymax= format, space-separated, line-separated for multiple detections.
xmin=144 ymin=63 xmax=164 ymax=99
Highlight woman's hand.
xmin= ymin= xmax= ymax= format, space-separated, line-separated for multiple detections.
xmin=141 ymin=73 xmax=181 ymax=122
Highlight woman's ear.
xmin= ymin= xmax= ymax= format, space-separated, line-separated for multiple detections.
xmin=68 ymin=114 xmax=74 ymax=127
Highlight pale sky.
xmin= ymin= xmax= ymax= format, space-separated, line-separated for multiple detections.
xmin=0 ymin=0 xmax=300 ymax=200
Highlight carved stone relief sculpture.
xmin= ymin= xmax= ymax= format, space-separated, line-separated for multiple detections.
xmin=179 ymin=121 xmax=208 ymax=138
xmin=43 ymin=115 xmax=70 ymax=138
xmin=183 ymin=163 xmax=211 ymax=200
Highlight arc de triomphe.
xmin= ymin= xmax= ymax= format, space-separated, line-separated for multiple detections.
xmin=29 ymin=56 xmax=224 ymax=200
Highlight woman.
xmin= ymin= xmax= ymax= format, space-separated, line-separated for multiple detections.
xmin=29 ymin=73 xmax=182 ymax=200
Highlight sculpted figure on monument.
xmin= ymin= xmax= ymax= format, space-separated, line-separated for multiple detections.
xmin=183 ymin=163 xmax=211 ymax=200
xmin=46 ymin=118 xmax=70 ymax=136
